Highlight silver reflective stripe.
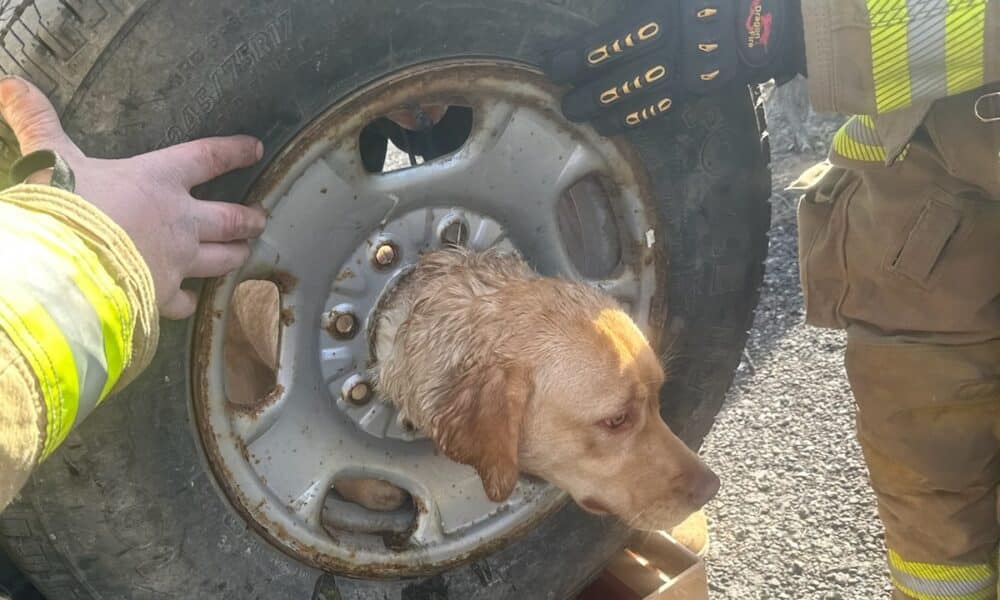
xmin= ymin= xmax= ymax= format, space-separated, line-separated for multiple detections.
xmin=891 ymin=566 xmax=997 ymax=597
xmin=845 ymin=115 xmax=884 ymax=147
xmin=0 ymin=230 xmax=109 ymax=428
xmin=907 ymin=0 xmax=950 ymax=102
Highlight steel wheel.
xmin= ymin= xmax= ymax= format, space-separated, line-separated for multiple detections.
xmin=192 ymin=60 xmax=662 ymax=577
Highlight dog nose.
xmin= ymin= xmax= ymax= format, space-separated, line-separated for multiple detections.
xmin=687 ymin=469 xmax=721 ymax=508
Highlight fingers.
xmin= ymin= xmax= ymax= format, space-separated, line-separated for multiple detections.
xmin=187 ymin=242 xmax=251 ymax=278
xmin=161 ymin=289 xmax=198 ymax=320
xmin=149 ymin=135 xmax=263 ymax=188
xmin=195 ymin=201 xmax=267 ymax=242
xmin=544 ymin=6 xmax=675 ymax=85
xmin=161 ymin=239 xmax=254 ymax=320
xmin=0 ymin=76 xmax=79 ymax=157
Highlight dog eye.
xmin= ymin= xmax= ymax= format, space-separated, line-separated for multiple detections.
xmin=602 ymin=411 xmax=629 ymax=430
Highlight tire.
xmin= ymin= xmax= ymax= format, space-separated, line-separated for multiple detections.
xmin=0 ymin=1 xmax=771 ymax=598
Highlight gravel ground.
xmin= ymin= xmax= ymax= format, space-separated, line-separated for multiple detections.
xmin=702 ymin=83 xmax=894 ymax=599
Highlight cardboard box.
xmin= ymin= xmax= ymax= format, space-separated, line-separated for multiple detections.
xmin=576 ymin=531 xmax=708 ymax=600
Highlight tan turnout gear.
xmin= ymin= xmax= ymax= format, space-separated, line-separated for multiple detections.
xmin=799 ymin=98 xmax=1000 ymax=598
xmin=798 ymin=1 xmax=999 ymax=597
xmin=0 ymin=183 xmax=157 ymax=511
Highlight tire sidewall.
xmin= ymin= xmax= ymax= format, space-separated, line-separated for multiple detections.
xmin=9 ymin=1 xmax=768 ymax=598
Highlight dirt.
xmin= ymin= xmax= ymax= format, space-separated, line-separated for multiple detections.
xmin=700 ymin=79 xmax=893 ymax=599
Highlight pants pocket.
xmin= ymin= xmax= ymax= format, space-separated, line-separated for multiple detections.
xmin=886 ymin=189 xmax=962 ymax=288
xmin=795 ymin=163 xmax=859 ymax=329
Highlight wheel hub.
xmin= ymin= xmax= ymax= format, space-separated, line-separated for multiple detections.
xmin=322 ymin=208 xmax=513 ymax=442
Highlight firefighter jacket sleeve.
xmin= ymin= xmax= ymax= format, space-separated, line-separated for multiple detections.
xmin=0 ymin=184 xmax=158 ymax=511
xmin=802 ymin=0 xmax=998 ymax=116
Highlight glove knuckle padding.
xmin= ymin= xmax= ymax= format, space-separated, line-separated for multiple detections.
xmin=561 ymin=53 xmax=678 ymax=123
xmin=545 ymin=5 xmax=675 ymax=86
xmin=679 ymin=2 xmax=740 ymax=93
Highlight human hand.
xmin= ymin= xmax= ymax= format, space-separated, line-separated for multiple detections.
xmin=0 ymin=76 xmax=266 ymax=319
xmin=544 ymin=1 xmax=804 ymax=135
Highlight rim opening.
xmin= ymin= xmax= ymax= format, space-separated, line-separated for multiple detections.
xmin=224 ymin=280 xmax=280 ymax=408
xmin=324 ymin=478 xmax=417 ymax=546
xmin=556 ymin=175 xmax=622 ymax=280
xmin=360 ymin=105 xmax=475 ymax=174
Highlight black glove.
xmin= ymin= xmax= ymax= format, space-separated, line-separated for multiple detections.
xmin=545 ymin=1 xmax=805 ymax=135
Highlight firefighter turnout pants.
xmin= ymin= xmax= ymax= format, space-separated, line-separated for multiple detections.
xmin=797 ymin=87 xmax=1000 ymax=600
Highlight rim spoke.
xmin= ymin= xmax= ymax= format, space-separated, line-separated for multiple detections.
xmin=468 ymin=216 xmax=508 ymax=251
xmin=592 ymin=270 xmax=642 ymax=303
xmin=290 ymin=479 xmax=333 ymax=528
xmin=263 ymin=146 xmax=394 ymax=274
xmin=320 ymin=345 xmax=358 ymax=386
xmin=410 ymin=505 xmax=446 ymax=547
xmin=247 ymin=405 xmax=341 ymax=520
xmin=470 ymin=101 xmax=607 ymax=208
xmin=389 ymin=466 xmax=499 ymax=543
xmin=230 ymin=387 xmax=287 ymax=445
xmin=240 ymin=239 xmax=282 ymax=280
xmin=362 ymin=102 xmax=605 ymax=221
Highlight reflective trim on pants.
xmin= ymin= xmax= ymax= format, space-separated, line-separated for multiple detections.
xmin=889 ymin=550 xmax=998 ymax=600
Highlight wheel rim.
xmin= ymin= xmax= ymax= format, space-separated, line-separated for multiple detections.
xmin=192 ymin=59 xmax=664 ymax=577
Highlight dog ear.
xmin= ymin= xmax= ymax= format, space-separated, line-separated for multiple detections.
xmin=428 ymin=363 xmax=533 ymax=502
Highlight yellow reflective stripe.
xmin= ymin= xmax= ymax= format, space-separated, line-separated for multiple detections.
xmin=869 ymin=0 xmax=913 ymax=113
xmin=889 ymin=550 xmax=997 ymax=583
xmin=894 ymin=580 xmax=995 ymax=600
xmin=1 ymin=206 xmax=132 ymax=403
xmin=0 ymin=287 xmax=78 ymax=459
xmin=833 ymin=118 xmax=888 ymax=162
xmin=894 ymin=579 xmax=996 ymax=600
xmin=889 ymin=550 xmax=997 ymax=600
xmin=0 ymin=198 xmax=136 ymax=460
xmin=944 ymin=0 xmax=987 ymax=96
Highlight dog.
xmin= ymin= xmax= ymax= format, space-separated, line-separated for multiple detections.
xmin=225 ymin=248 xmax=719 ymax=530
xmin=373 ymin=248 xmax=719 ymax=530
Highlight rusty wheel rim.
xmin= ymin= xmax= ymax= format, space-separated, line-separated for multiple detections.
xmin=192 ymin=59 xmax=663 ymax=577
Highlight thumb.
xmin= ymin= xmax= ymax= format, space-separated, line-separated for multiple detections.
xmin=0 ymin=76 xmax=77 ymax=157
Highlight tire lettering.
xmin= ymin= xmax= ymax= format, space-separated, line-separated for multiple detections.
xmin=158 ymin=10 xmax=292 ymax=149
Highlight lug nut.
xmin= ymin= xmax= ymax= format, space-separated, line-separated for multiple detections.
xmin=334 ymin=314 xmax=356 ymax=336
xmin=374 ymin=243 xmax=397 ymax=267
xmin=347 ymin=381 xmax=372 ymax=405
xmin=323 ymin=308 xmax=358 ymax=339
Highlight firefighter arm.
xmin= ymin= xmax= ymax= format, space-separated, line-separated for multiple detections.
xmin=0 ymin=184 xmax=159 ymax=511
xmin=0 ymin=76 xmax=266 ymax=511
xmin=803 ymin=0 xmax=998 ymax=115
